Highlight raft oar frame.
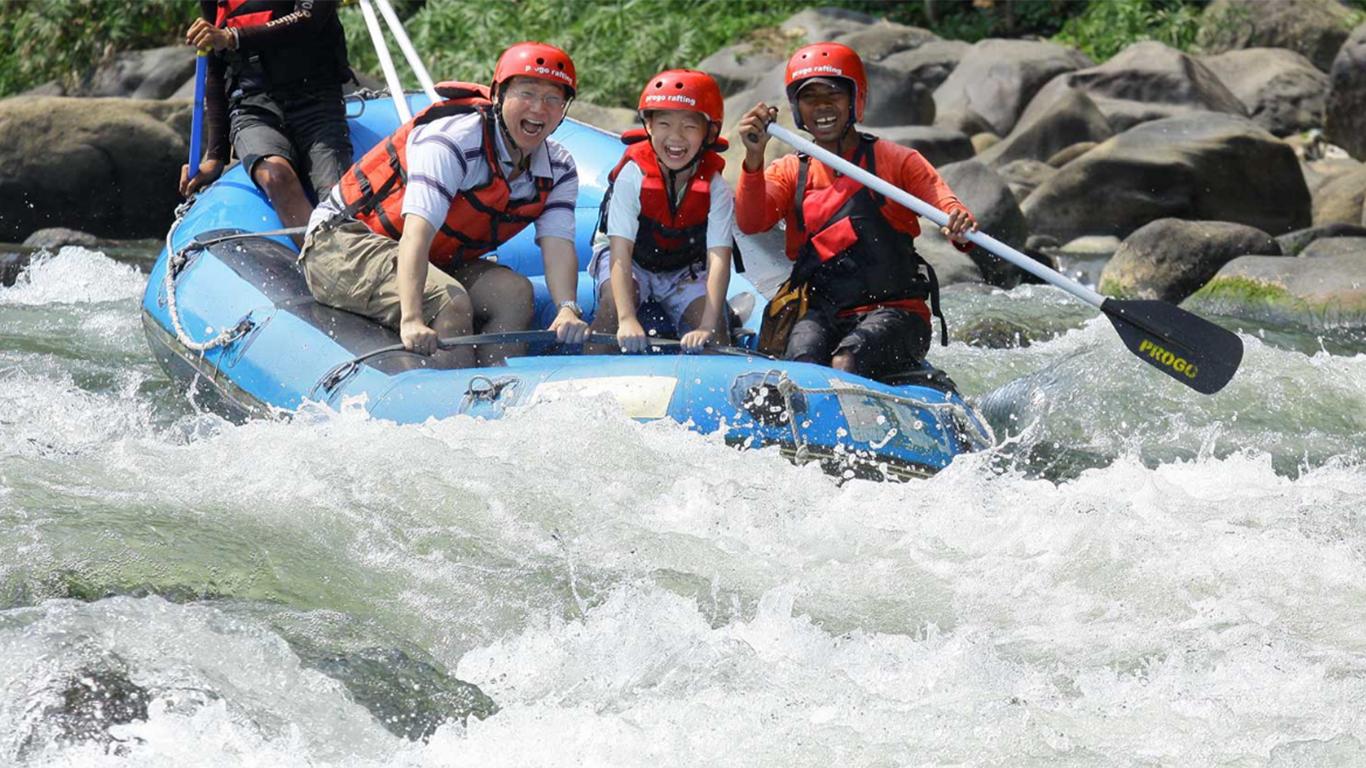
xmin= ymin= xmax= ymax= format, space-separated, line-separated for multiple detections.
xmin=759 ymin=122 xmax=1244 ymax=395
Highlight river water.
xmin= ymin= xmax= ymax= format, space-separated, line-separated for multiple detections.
xmin=2 ymin=246 xmax=1365 ymax=766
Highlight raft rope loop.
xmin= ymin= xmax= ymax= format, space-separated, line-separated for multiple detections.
xmin=162 ymin=199 xmax=255 ymax=354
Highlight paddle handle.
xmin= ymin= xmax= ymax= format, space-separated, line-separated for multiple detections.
xmin=187 ymin=51 xmax=208 ymax=181
xmin=764 ymin=123 xmax=1107 ymax=309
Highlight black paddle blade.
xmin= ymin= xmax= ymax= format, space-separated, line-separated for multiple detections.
xmin=1100 ymin=299 xmax=1244 ymax=395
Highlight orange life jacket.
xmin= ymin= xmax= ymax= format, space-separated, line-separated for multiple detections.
xmin=598 ymin=129 xmax=726 ymax=273
xmin=215 ymin=0 xmax=272 ymax=28
xmin=334 ymin=82 xmax=552 ymax=268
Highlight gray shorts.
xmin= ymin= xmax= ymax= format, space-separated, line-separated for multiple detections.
xmin=229 ymin=87 xmax=353 ymax=199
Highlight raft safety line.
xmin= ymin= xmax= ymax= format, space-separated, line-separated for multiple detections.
xmin=162 ymin=199 xmax=256 ymax=354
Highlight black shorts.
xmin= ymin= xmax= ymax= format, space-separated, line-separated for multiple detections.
xmin=229 ymin=86 xmax=353 ymax=199
xmin=784 ymin=302 xmax=931 ymax=380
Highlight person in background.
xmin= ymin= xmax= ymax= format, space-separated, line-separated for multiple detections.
xmin=180 ymin=0 xmax=354 ymax=245
xmin=588 ymin=69 xmax=734 ymax=353
xmin=297 ymin=41 xmax=588 ymax=368
xmin=733 ymin=42 xmax=977 ymax=380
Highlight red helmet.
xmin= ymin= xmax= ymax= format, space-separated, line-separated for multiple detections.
xmin=784 ymin=42 xmax=867 ymax=129
xmin=492 ymin=41 xmax=576 ymax=98
xmin=637 ymin=69 xmax=724 ymax=127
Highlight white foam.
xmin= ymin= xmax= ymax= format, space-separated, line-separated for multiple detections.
xmin=0 ymin=247 xmax=146 ymax=306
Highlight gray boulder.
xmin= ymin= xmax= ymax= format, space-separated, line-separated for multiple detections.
xmin=0 ymin=96 xmax=190 ymax=242
xmin=1022 ymin=112 xmax=1310 ymax=243
xmin=977 ymin=86 xmax=1113 ymax=168
xmin=864 ymin=59 xmax=936 ymax=127
xmin=1325 ymin=24 xmax=1366 ymax=160
xmin=1299 ymin=237 xmax=1366 ymax=259
xmin=834 ymin=20 xmax=939 ymax=62
xmin=1187 ymin=252 xmax=1366 ymax=328
xmin=1201 ymin=48 xmax=1328 ymax=136
xmin=80 ymin=46 xmax=198 ymax=99
xmin=1312 ymin=166 xmax=1366 ymax=226
xmin=1275 ymin=223 xmax=1366 ymax=255
xmin=997 ymin=159 xmax=1056 ymax=203
xmin=1197 ymin=0 xmax=1357 ymax=72
xmin=932 ymin=39 xmax=1092 ymax=136
xmin=1 ymin=250 xmax=32 ymax=287
xmin=1046 ymin=141 xmax=1098 ymax=168
xmin=915 ymin=229 xmax=983 ymax=286
xmin=1098 ymin=219 xmax=1281 ymax=302
xmin=938 ymin=159 xmax=1030 ymax=287
xmin=22 ymin=227 xmax=101 ymax=250
xmin=780 ymin=7 xmax=877 ymax=43
xmin=1021 ymin=41 xmax=1245 ymax=133
xmin=697 ymin=44 xmax=782 ymax=97
xmin=879 ymin=40 xmax=970 ymax=92
xmin=571 ymin=102 xmax=637 ymax=135
xmin=873 ymin=125 xmax=973 ymax=167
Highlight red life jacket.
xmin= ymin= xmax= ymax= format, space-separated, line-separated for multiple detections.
xmin=791 ymin=133 xmax=946 ymax=344
xmin=598 ymin=129 xmax=726 ymax=273
xmin=334 ymin=82 xmax=552 ymax=269
xmin=215 ymin=0 xmax=273 ymax=28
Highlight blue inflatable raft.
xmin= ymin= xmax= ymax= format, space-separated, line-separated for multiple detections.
xmin=141 ymin=92 xmax=993 ymax=479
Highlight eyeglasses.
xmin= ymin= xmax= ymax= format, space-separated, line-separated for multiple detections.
xmin=506 ymin=88 xmax=567 ymax=110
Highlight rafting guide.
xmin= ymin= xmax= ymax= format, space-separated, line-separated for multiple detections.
xmin=735 ymin=42 xmax=978 ymax=382
xmin=299 ymin=41 xmax=588 ymax=368
xmin=587 ymin=69 xmax=735 ymax=354
xmin=180 ymin=0 xmax=354 ymax=246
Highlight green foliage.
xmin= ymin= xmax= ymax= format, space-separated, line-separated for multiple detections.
xmin=1054 ymin=0 xmax=1203 ymax=61
xmin=0 ymin=0 xmax=185 ymax=96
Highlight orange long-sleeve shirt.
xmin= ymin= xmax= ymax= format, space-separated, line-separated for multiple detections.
xmin=736 ymin=138 xmax=970 ymax=318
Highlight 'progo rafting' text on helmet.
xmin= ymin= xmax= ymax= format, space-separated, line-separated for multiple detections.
xmin=783 ymin=42 xmax=867 ymax=130
xmin=492 ymin=41 xmax=576 ymax=99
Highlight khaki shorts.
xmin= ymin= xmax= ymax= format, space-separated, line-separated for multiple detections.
xmin=300 ymin=220 xmax=480 ymax=328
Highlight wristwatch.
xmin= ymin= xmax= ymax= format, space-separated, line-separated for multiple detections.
xmin=557 ymin=300 xmax=583 ymax=318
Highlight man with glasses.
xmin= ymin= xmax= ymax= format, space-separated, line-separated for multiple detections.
xmin=300 ymin=41 xmax=587 ymax=368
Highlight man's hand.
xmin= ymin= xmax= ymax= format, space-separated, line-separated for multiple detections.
xmin=616 ymin=316 xmax=648 ymax=353
xmin=185 ymin=18 xmax=234 ymax=52
xmin=736 ymin=103 xmax=777 ymax=172
xmin=550 ymin=306 xmax=589 ymax=344
xmin=680 ymin=327 xmax=714 ymax=353
xmin=179 ymin=158 xmax=224 ymax=197
xmin=941 ymin=208 xmax=978 ymax=245
xmin=401 ymin=317 xmax=439 ymax=355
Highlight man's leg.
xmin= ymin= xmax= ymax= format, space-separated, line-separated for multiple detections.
xmin=584 ymin=280 xmax=623 ymax=355
xmin=784 ymin=301 xmax=840 ymax=366
xmin=831 ymin=307 xmax=931 ymax=380
xmin=251 ymin=156 xmax=313 ymax=242
xmin=230 ymin=96 xmax=312 ymax=245
xmin=446 ymin=259 xmax=535 ymax=366
xmin=286 ymin=87 xmax=353 ymax=199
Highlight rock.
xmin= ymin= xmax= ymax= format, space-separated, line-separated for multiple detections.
xmin=1299 ymin=236 xmax=1366 ymax=258
xmin=79 ymin=45 xmax=198 ymax=99
xmin=970 ymin=132 xmax=1000 ymax=155
xmin=997 ymin=159 xmax=1056 ymax=203
xmin=780 ymin=7 xmax=877 ymax=43
xmin=1197 ymin=0 xmax=1356 ymax=72
xmin=834 ymin=20 xmax=939 ymax=61
xmin=0 ymin=96 xmax=190 ymax=242
xmin=1021 ymin=112 xmax=1310 ymax=242
xmin=17 ymin=667 xmax=149 ymax=757
xmin=977 ymin=86 xmax=1113 ymax=167
xmin=938 ymin=159 xmax=1030 ymax=287
xmin=955 ymin=316 xmax=1037 ymax=348
xmin=1275 ymin=223 xmax=1366 ymax=255
xmin=1 ymin=250 xmax=33 ymax=287
xmin=697 ymin=44 xmax=783 ymax=97
xmin=1302 ymin=156 xmax=1363 ymax=198
xmin=1312 ymin=166 xmax=1366 ymax=226
xmin=570 ymin=102 xmax=637 ymax=135
xmin=1098 ymin=219 xmax=1281 ymax=303
xmin=1188 ymin=252 xmax=1366 ymax=328
xmin=914 ymin=229 xmax=982 ymax=286
xmin=1201 ymin=48 xmax=1328 ymax=136
xmin=879 ymin=40 xmax=969 ymax=92
xmin=863 ymin=60 xmax=936 ymax=127
xmin=21 ymin=80 xmax=66 ymax=97
xmin=1058 ymin=235 xmax=1122 ymax=256
xmin=873 ymin=125 xmax=973 ymax=167
xmin=22 ymin=227 xmax=100 ymax=250
xmin=1046 ymin=141 xmax=1097 ymax=168
xmin=933 ymin=39 xmax=1093 ymax=136
xmin=1021 ymin=41 xmax=1245 ymax=133
xmin=1325 ymin=24 xmax=1366 ymax=160
xmin=936 ymin=108 xmax=995 ymax=138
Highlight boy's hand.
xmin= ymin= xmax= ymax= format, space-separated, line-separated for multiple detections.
xmin=680 ymin=327 xmax=714 ymax=352
xmin=616 ymin=316 xmax=649 ymax=353
xmin=185 ymin=18 xmax=233 ymax=51
xmin=737 ymin=104 xmax=777 ymax=172
xmin=941 ymin=208 xmax=978 ymax=244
